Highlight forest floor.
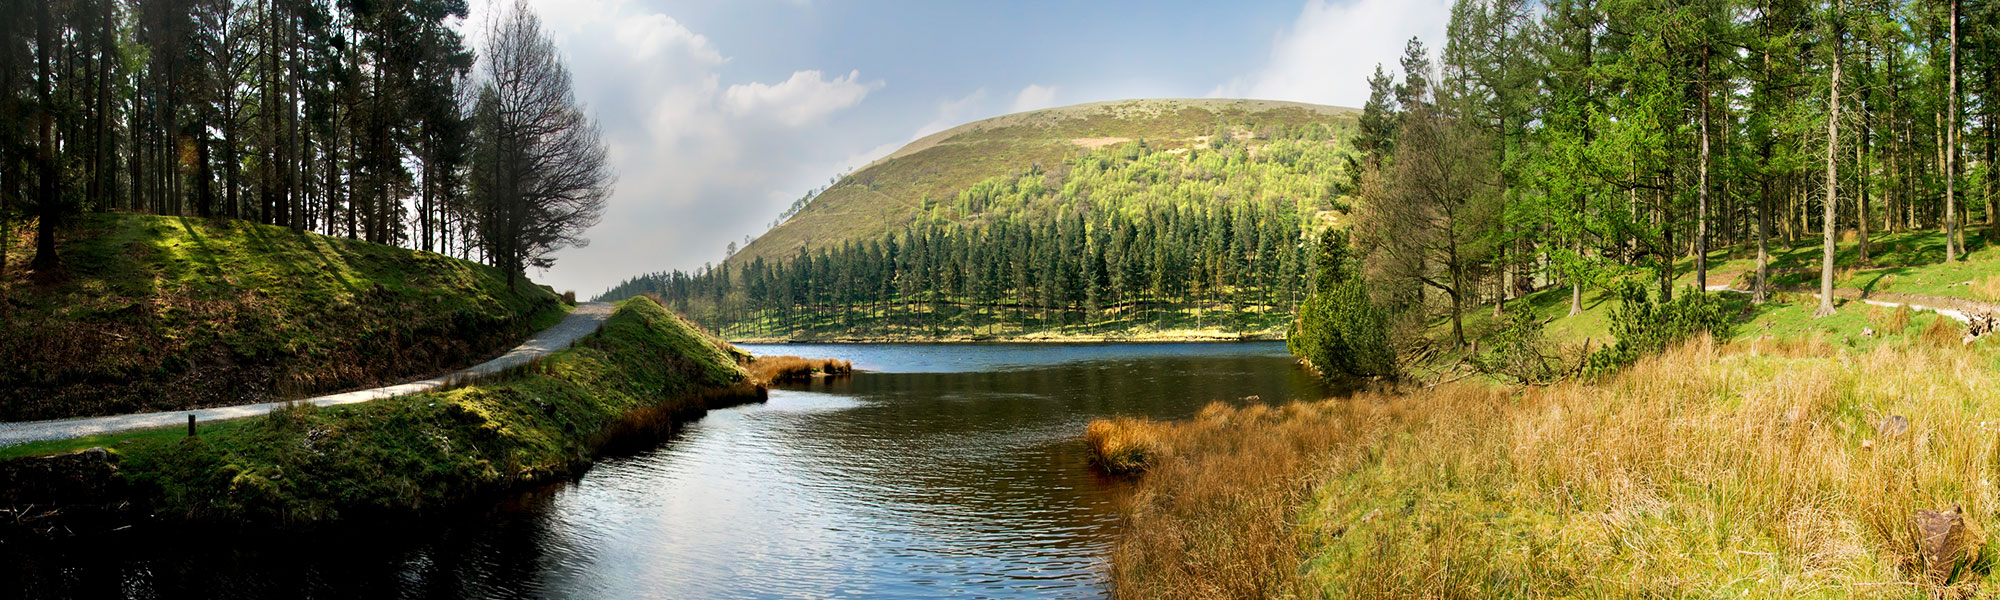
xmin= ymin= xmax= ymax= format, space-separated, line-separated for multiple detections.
xmin=1094 ymin=229 xmax=2000 ymax=598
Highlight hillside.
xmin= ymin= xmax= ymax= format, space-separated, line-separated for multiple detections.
xmin=611 ymin=98 xmax=1361 ymax=341
xmin=0 ymin=214 xmax=567 ymax=421
xmin=730 ymin=98 xmax=1359 ymax=267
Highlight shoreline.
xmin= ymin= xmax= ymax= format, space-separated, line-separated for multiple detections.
xmin=730 ymin=331 xmax=1286 ymax=345
xmin=0 ymin=299 xmax=759 ymax=540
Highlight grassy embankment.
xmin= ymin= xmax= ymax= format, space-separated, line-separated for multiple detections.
xmin=1093 ymin=231 xmax=2000 ymax=597
xmin=0 ymin=297 xmax=755 ymax=527
xmin=0 ymin=213 xmax=567 ymax=421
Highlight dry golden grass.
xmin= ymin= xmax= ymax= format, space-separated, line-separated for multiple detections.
xmin=745 ymin=355 xmax=853 ymax=383
xmin=1098 ymin=335 xmax=2000 ymax=598
xmin=1085 ymin=418 xmax=1159 ymax=474
xmin=1923 ymin=314 xmax=1965 ymax=347
xmin=1971 ymin=274 xmax=2000 ymax=303
xmin=1870 ymin=303 xmax=1915 ymax=335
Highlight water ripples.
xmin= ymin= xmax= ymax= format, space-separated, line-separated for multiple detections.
xmin=4 ymin=342 xmax=1325 ymax=600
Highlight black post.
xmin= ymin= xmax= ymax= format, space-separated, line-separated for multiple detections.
xmin=188 ymin=414 xmax=196 ymax=437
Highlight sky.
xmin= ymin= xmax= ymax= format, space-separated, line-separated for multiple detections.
xmin=455 ymin=0 xmax=1452 ymax=296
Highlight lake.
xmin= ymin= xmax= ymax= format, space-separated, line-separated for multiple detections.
xmin=5 ymin=342 xmax=1328 ymax=599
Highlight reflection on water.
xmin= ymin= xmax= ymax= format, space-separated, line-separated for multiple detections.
xmin=4 ymin=342 xmax=1326 ymax=599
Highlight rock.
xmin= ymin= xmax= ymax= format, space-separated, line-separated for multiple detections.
xmin=1915 ymin=505 xmax=1983 ymax=586
xmin=1878 ymin=415 xmax=1910 ymax=439
xmin=0 ymin=447 xmax=123 ymax=506
xmin=1964 ymin=313 xmax=1997 ymax=344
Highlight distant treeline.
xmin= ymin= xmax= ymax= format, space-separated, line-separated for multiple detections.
xmin=603 ymin=129 xmax=1346 ymax=337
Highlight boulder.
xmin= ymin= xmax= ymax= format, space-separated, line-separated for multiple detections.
xmin=1878 ymin=415 xmax=1910 ymax=439
xmin=1915 ymin=505 xmax=1983 ymax=588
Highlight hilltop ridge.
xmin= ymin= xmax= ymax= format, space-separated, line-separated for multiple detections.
xmin=730 ymin=98 xmax=1358 ymax=267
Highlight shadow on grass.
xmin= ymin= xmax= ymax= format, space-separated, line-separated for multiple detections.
xmin=1854 ymin=266 xmax=1916 ymax=297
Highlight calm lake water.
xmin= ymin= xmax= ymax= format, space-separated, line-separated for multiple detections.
xmin=5 ymin=342 xmax=1327 ymax=599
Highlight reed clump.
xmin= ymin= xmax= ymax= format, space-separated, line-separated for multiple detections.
xmin=746 ymin=355 xmax=853 ymax=383
xmin=1084 ymin=418 xmax=1160 ymax=474
xmin=1101 ymin=335 xmax=2000 ymax=598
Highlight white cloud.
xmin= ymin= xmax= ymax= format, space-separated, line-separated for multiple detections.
xmin=460 ymin=0 xmax=882 ymax=294
xmin=1210 ymin=0 xmax=1451 ymax=108
xmin=1009 ymin=84 xmax=1059 ymax=113
xmin=724 ymin=70 xmax=883 ymax=127
xmin=612 ymin=13 xmax=724 ymax=63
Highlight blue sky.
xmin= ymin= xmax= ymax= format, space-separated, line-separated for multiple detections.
xmin=459 ymin=0 xmax=1451 ymax=295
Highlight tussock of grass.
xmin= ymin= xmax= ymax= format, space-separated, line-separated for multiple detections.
xmin=1869 ymin=303 xmax=1915 ymax=334
xmin=1083 ymin=417 xmax=1157 ymax=474
xmin=63 ymin=298 xmax=750 ymax=524
xmin=745 ymin=355 xmax=852 ymax=384
xmin=1089 ymin=400 xmax=1379 ymax=598
xmin=1102 ymin=336 xmax=2000 ymax=598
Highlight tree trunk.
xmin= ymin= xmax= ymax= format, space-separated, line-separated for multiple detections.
xmin=1947 ymin=0 xmax=1961 ymax=261
xmin=1697 ymin=50 xmax=1711 ymax=293
xmin=1817 ymin=8 xmax=1841 ymax=319
xmin=91 ymin=0 xmax=113 ymax=212
xmin=31 ymin=0 xmax=60 ymax=273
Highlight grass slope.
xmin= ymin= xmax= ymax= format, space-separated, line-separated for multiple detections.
xmin=1097 ymin=232 xmax=2000 ymax=597
xmin=1439 ymin=229 xmax=2000 ymax=366
xmin=0 ymin=214 xmax=566 ymax=421
xmin=1103 ymin=337 xmax=2000 ymax=597
xmin=2 ymin=298 xmax=751 ymax=525
xmin=730 ymin=98 xmax=1357 ymax=267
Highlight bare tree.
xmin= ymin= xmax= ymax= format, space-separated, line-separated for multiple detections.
xmin=470 ymin=0 xmax=612 ymax=288
xmin=1356 ymin=64 xmax=1500 ymax=349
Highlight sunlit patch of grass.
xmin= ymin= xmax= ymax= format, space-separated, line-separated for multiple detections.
xmin=0 ymin=214 xmax=566 ymax=421
xmin=1101 ymin=336 xmax=2000 ymax=597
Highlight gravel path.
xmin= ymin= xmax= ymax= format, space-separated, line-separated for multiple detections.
xmin=0 ymin=302 xmax=617 ymax=447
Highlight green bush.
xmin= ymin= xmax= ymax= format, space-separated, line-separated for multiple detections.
xmin=1288 ymin=230 xmax=1397 ymax=380
xmin=1585 ymin=282 xmax=1737 ymax=375
xmin=1472 ymin=311 xmax=1579 ymax=384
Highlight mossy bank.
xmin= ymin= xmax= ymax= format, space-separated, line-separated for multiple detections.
xmin=0 ymin=213 xmax=567 ymax=421
xmin=0 ymin=298 xmax=760 ymax=536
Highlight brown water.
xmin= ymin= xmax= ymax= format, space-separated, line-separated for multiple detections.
xmin=4 ymin=342 xmax=1327 ymax=599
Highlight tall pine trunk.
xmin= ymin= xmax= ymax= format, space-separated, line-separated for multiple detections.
xmin=31 ymin=0 xmax=59 ymax=272
xmin=1817 ymin=4 xmax=1841 ymax=318
xmin=1697 ymin=51 xmax=1712 ymax=293
xmin=1947 ymin=0 xmax=1961 ymax=261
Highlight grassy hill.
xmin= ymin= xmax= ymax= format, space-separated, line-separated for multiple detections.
xmin=0 ymin=214 xmax=567 ymax=421
xmin=730 ymin=98 xmax=1359 ymax=267
xmin=613 ymin=98 xmax=1361 ymax=341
